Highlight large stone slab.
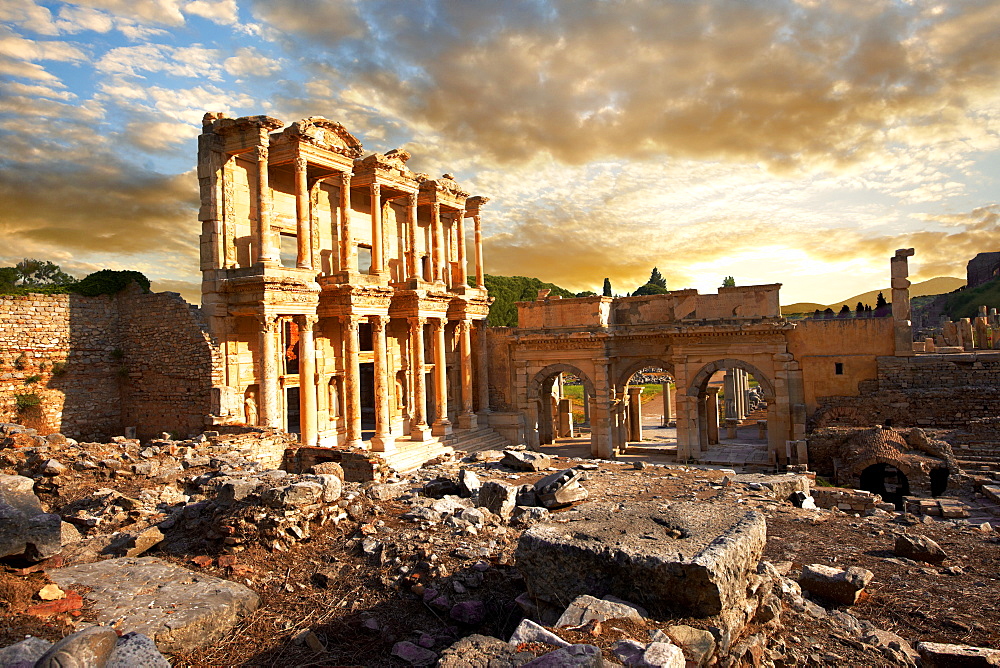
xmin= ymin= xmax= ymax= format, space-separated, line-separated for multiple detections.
xmin=515 ymin=502 xmax=765 ymax=618
xmin=0 ymin=474 xmax=62 ymax=561
xmin=48 ymin=557 xmax=259 ymax=653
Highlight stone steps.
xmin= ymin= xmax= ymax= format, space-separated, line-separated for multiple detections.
xmin=378 ymin=425 xmax=512 ymax=474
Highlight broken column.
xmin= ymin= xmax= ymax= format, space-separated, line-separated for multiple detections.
xmin=661 ymin=381 xmax=674 ymax=426
xmin=557 ymin=398 xmax=574 ymax=438
xmin=891 ymin=248 xmax=915 ymax=357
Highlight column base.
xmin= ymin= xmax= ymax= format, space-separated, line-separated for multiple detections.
xmin=431 ymin=419 xmax=453 ymax=437
xmin=370 ymin=433 xmax=396 ymax=453
xmin=457 ymin=412 xmax=478 ymax=429
xmin=410 ymin=424 xmax=432 ymax=441
xmin=345 ymin=438 xmax=365 ymax=449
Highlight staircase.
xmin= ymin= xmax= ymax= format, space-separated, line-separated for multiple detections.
xmin=953 ymin=444 xmax=1000 ymax=472
xmin=377 ymin=425 xmax=512 ymax=474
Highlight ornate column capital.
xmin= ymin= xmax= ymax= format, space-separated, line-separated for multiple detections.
xmin=339 ymin=171 xmax=353 ymax=185
xmin=294 ymin=156 xmax=307 ymax=171
xmin=253 ymin=145 xmax=268 ymax=161
xmin=405 ymin=193 xmax=417 ymax=207
xmin=370 ymin=313 xmax=386 ymax=332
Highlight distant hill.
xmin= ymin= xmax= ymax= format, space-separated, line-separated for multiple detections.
xmin=781 ymin=277 xmax=966 ymax=315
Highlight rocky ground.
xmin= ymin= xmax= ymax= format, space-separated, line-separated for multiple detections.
xmin=2 ymin=424 xmax=1000 ymax=667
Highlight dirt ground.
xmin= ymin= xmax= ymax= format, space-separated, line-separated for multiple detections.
xmin=3 ymin=455 xmax=999 ymax=667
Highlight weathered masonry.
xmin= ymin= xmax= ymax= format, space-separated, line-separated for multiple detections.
xmin=485 ymin=250 xmax=918 ymax=464
xmin=198 ymin=114 xmax=494 ymax=454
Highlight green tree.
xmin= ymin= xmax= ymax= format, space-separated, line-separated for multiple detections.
xmin=0 ymin=267 xmax=17 ymax=292
xmin=649 ymin=267 xmax=667 ymax=289
xmin=575 ymin=290 xmax=597 ymax=297
xmin=481 ymin=275 xmax=575 ymax=326
xmin=838 ymin=304 xmax=851 ymax=318
xmin=875 ymin=292 xmax=888 ymax=309
xmin=721 ymin=276 xmax=736 ymax=287
xmin=632 ymin=282 xmax=669 ymax=296
xmin=13 ymin=259 xmax=76 ymax=287
xmin=71 ymin=270 xmax=151 ymax=297
xmin=602 ymin=278 xmax=612 ymax=297
xmin=855 ymin=301 xmax=864 ymax=317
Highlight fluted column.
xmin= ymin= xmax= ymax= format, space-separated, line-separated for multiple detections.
xmin=338 ymin=172 xmax=354 ymax=273
xmin=343 ymin=314 xmax=363 ymax=448
xmin=370 ymin=183 xmax=383 ymax=275
xmin=405 ymin=194 xmax=418 ymax=280
xmin=370 ymin=314 xmax=394 ymax=452
xmin=298 ymin=315 xmax=318 ymax=445
xmin=457 ymin=320 xmax=477 ymax=429
xmin=259 ymin=314 xmax=280 ymax=428
xmin=476 ymin=321 xmax=490 ymax=415
xmin=456 ymin=210 xmax=467 ymax=287
xmin=473 ymin=214 xmax=485 ymax=289
xmin=431 ymin=318 xmax=452 ymax=436
xmin=255 ymin=146 xmax=279 ymax=264
xmin=409 ymin=317 xmax=431 ymax=441
xmin=294 ymin=156 xmax=310 ymax=269
xmin=431 ymin=202 xmax=443 ymax=283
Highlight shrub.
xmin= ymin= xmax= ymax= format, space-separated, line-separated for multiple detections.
xmin=15 ymin=393 xmax=40 ymax=411
xmin=13 ymin=353 xmax=27 ymax=370
xmin=23 ymin=374 xmax=41 ymax=384
xmin=51 ymin=362 xmax=67 ymax=376
xmin=71 ymin=269 xmax=151 ymax=297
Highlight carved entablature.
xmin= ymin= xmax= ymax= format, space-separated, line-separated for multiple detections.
xmin=317 ymin=284 xmax=394 ymax=316
xmin=353 ymin=148 xmax=420 ymax=189
xmin=275 ymin=117 xmax=364 ymax=159
xmin=206 ymin=114 xmax=284 ymax=137
xmin=448 ymin=297 xmax=491 ymax=320
xmin=389 ymin=291 xmax=452 ymax=318
xmin=417 ymin=173 xmax=470 ymax=208
xmin=466 ymin=195 xmax=490 ymax=215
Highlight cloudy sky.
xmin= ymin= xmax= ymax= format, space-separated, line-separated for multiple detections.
xmin=1 ymin=0 xmax=998 ymax=305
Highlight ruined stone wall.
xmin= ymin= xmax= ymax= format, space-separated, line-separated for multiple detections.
xmin=0 ymin=293 xmax=121 ymax=439
xmin=967 ymin=252 xmax=1000 ymax=289
xmin=118 ymin=289 xmax=221 ymax=440
xmin=0 ymin=291 xmax=219 ymax=441
xmin=810 ymin=352 xmax=1000 ymax=429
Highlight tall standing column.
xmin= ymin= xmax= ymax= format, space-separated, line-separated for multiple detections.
xmin=298 ymin=315 xmax=318 ymax=445
xmin=370 ymin=314 xmax=394 ymax=452
xmin=259 ymin=315 xmax=280 ymax=428
xmin=457 ymin=320 xmax=477 ymax=429
xmin=431 ymin=318 xmax=452 ymax=436
xmin=255 ymin=146 xmax=279 ymax=264
xmin=370 ymin=183 xmax=383 ymax=276
xmin=406 ymin=194 xmax=418 ymax=280
xmin=294 ymin=156 xmax=310 ymax=269
xmin=338 ymin=172 xmax=354 ymax=273
xmin=627 ymin=386 xmax=643 ymax=442
xmin=706 ymin=387 xmax=720 ymax=445
xmin=476 ymin=321 xmax=490 ymax=415
xmin=473 ymin=214 xmax=485 ymax=289
xmin=431 ymin=202 xmax=443 ymax=283
xmin=723 ymin=372 xmax=737 ymax=420
xmin=456 ymin=210 xmax=467 ymax=287
xmin=662 ymin=381 xmax=674 ymax=426
xmin=343 ymin=314 xmax=363 ymax=448
xmin=409 ymin=317 xmax=431 ymax=441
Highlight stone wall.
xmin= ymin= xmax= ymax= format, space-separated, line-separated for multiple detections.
xmin=810 ymin=352 xmax=1000 ymax=429
xmin=0 ymin=290 xmax=219 ymax=441
xmin=967 ymin=252 xmax=1000 ymax=289
xmin=811 ymin=487 xmax=883 ymax=512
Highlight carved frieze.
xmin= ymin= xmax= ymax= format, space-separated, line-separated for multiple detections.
xmin=276 ymin=117 xmax=364 ymax=159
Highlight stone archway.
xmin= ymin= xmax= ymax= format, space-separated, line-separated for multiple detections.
xmin=616 ymin=359 xmax=675 ymax=390
xmin=685 ymin=358 xmax=776 ymax=455
xmin=615 ymin=359 xmax=677 ymax=446
xmin=527 ymin=363 xmax=597 ymax=449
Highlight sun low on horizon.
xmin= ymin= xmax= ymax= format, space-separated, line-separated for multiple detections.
xmin=1 ymin=0 xmax=998 ymax=307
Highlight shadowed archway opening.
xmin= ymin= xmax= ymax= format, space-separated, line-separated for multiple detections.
xmin=527 ymin=363 xmax=597 ymax=448
xmin=617 ymin=364 xmax=676 ymax=454
xmin=687 ymin=359 xmax=772 ymax=455
xmin=860 ymin=463 xmax=910 ymax=509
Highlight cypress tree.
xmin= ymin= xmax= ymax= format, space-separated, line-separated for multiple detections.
xmin=602 ymin=278 xmax=612 ymax=297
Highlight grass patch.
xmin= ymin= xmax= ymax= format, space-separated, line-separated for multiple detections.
xmin=943 ymin=277 xmax=1000 ymax=320
xmin=15 ymin=393 xmax=40 ymax=411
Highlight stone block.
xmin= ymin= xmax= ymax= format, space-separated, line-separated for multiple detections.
xmin=502 ymin=450 xmax=552 ymax=471
xmin=916 ymin=642 xmax=1000 ymax=667
xmin=799 ymin=563 xmax=873 ymax=606
xmin=515 ymin=502 xmax=766 ymax=618
xmin=479 ymin=481 xmax=517 ymax=519
xmin=556 ymin=594 xmax=647 ymax=627
xmin=894 ymin=534 xmax=947 ymax=564
xmin=0 ymin=475 xmax=63 ymax=561
xmin=48 ymin=557 xmax=259 ymax=653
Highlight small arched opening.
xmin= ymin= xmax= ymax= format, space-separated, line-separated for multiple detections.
xmin=860 ymin=463 xmax=910 ymax=509
xmin=617 ymin=363 xmax=676 ymax=453
xmin=930 ymin=467 xmax=950 ymax=497
xmin=527 ymin=363 xmax=597 ymax=450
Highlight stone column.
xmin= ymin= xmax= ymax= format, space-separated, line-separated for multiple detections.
xmin=294 ymin=156 xmax=311 ymax=269
xmin=557 ymin=398 xmax=574 ymax=438
xmin=370 ymin=314 xmax=394 ymax=452
xmin=457 ymin=320 xmax=477 ymax=429
xmin=409 ymin=317 xmax=431 ymax=441
xmin=706 ymin=387 xmax=720 ymax=446
xmin=626 ymin=386 xmax=643 ymax=442
xmin=476 ymin=321 xmax=490 ymax=415
xmin=255 ymin=146 xmax=279 ymax=264
xmin=298 ymin=315 xmax=318 ymax=445
xmin=405 ymin=194 xmax=418 ymax=280
xmin=343 ymin=314 xmax=363 ymax=448
xmin=370 ymin=183 xmax=383 ymax=276
xmin=582 ymin=386 xmax=590 ymax=424
xmin=891 ymin=248 xmax=915 ymax=356
xmin=723 ymin=372 xmax=737 ymax=420
xmin=338 ymin=172 xmax=354 ymax=273
xmin=431 ymin=318 xmax=452 ymax=436
xmin=456 ymin=210 xmax=467 ymax=286
xmin=661 ymin=381 xmax=674 ymax=426
xmin=431 ymin=203 xmax=443 ymax=283
xmin=259 ymin=315 xmax=280 ymax=429
xmin=473 ymin=214 xmax=485 ymax=289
